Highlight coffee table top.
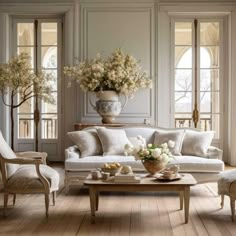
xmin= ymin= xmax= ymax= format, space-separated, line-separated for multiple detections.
xmin=84 ymin=173 xmax=197 ymax=186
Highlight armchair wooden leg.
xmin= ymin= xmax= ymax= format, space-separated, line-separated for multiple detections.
xmin=4 ymin=193 xmax=8 ymax=216
xmin=52 ymin=191 xmax=56 ymax=206
xmin=45 ymin=194 xmax=50 ymax=218
xmin=13 ymin=194 xmax=16 ymax=206
xmin=230 ymin=197 xmax=235 ymax=222
xmin=221 ymin=195 xmax=224 ymax=208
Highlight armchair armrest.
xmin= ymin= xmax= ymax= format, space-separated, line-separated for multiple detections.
xmin=16 ymin=152 xmax=47 ymax=164
xmin=0 ymin=155 xmax=50 ymax=193
xmin=206 ymin=146 xmax=223 ymax=160
xmin=1 ymin=156 xmax=43 ymax=165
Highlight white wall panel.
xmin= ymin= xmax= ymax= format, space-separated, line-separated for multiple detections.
xmin=79 ymin=3 xmax=156 ymax=124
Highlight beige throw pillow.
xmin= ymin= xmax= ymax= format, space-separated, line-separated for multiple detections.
xmin=67 ymin=130 xmax=102 ymax=158
xmin=181 ymin=130 xmax=215 ymax=157
xmin=97 ymin=128 xmax=131 ymax=155
xmin=154 ymin=130 xmax=185 ymax=156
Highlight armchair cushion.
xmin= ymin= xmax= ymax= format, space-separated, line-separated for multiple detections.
xmin=0 ymin=131 xmax=19 ymax=178
xmin=6 ymin=164 xmax=60 ymax=192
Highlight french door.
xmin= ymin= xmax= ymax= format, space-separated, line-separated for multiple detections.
xmin=172 ymin=18 xmax=223 ymax=146
xmin=12 ymin=18 xmax=62 ymax=161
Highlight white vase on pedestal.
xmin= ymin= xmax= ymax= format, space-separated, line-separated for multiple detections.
xmin=89 ymin=90 xmax=128 ymax=123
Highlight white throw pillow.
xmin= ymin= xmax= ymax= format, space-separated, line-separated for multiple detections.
xmin=154 ymin=130 xmax=185 ymax=156
xmin=97 ymin=128 xmax=131 ymax=156
xmin=67 ymin=130 xmax=102 ymax=158
xmin=128 ymin=136 xmax=147 ymax=150
xmin=181 ymin=130 xmax=215 ymax=157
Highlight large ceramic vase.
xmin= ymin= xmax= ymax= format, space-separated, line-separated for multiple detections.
xmin=89 ymin=90 xmax=128 ymax=124
xmin=142 ymin=160 xmax=166 ymax=176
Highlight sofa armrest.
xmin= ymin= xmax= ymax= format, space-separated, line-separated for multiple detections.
xmin=206 ymin=146 xmax=223 ymax=160
xmin=65 ymin=145 xmax=81 ymax=160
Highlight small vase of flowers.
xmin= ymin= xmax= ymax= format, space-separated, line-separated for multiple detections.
xmin=124 ymin=137 xmax=175 ymax=176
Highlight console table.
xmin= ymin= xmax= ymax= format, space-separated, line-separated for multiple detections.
xmin=74 ymin=123 xmax=146 ymax=131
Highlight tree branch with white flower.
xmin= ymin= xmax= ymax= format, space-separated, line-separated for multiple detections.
xmin=64 ymin=49 xmax=152 ymax=98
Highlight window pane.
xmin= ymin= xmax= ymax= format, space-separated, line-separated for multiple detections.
xmin=41 ymin=92 xmax=57 ymax=113
xmin=200 ymin=69 xmax=219 ymax=91
xmin=41 ymin=114 xmax=57 ymax=139
xmin=200 ymin=46 xmax=219 ymax=68
xmin=41 ymin=46 xmax=57 ymax=68
xmin=17 ymin=23 xmax=34 ymax=46
xmin=211 ymin=114 xmax=220 ymax=139
xmin=42 ymin=69 xmax=57 ymax=91
xmin=200 ymin=91 xmax=220 ymax=113
xmin=211 ymin=92 xmax=220 ymax=113
xmin=175 ymin=22 xmax=192 ymax=45
xmin=41 ymin=23 xmax=57 ymax=46
xmin=18 ymin=96 xmax=34 ymax=114
xmin=175 ymin=113 xmax=192 ymax=128
xmin=200 ymin=22 xmax=219 ymax=46
xmin=175 ymin=69 xmax=192 ymax=91
xmin=17 ymin=47 xmax=34 ymax=68
xmin=175 ymin=47 xmax=192 ymax=68
xmin=18 ymin=114 xmax=34 ymax=139
xmin=200 ymin=91 xmax=211 ymax=112
xmin=175 ymin=92 xmax=192 ymax=112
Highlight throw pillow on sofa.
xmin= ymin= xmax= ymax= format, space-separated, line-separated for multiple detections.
xmin=97 ymin=128 xmax=131 ymax=155
xmin=128 ymin=136 xmax=147 ymax=150
xmin=181 ymin=130 xmax=215 ymax=157
xmin=67 ymin=130 xmax=102 ymax=158
xmin=154 ymin=130 xmax=185 ymax=156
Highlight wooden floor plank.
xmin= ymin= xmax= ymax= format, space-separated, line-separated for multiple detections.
xmin=1 ymin=167 xmax=236 ymax=236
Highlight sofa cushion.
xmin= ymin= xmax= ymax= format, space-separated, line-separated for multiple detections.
xmin=67 ymin=130 xmax=102 ymax=158
xmin=65 ymin=155 xmax=144 ymax=171
xmin=182 ymin=130 xmax=214 ymax=157
xmin=65 ymin=153 xmax=224 ymax=173
xmin=169 ymin=155 xmax=224 ymax=173
xmin=154 ymin=130 xmax=185 ymax=156
xmin=97 ymin=128 xmax=130 ymax=155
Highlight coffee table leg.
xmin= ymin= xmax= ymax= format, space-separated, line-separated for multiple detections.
xmin=89 ymin=187 xmax=96 ymax=224
xmin=184 ymin=186 xmax=190 ymax=223
xmin=96 ymin=191 xmax=99 ymax=211
xmin=179 ymin=191 xmax=184 ymax=210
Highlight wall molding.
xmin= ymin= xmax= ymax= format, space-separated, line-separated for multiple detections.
xmin=79 ymin=1 xmax=156 ymax=124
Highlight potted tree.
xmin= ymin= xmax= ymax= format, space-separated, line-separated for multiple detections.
xmin=0 ymin=53 xmax=54 ymax=150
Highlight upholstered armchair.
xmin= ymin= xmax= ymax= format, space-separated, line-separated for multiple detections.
xmin=0 ymin=131 xmax=60 ymax=217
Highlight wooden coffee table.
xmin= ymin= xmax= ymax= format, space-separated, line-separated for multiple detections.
xmin=84 ymin=173 xmax=197 ymax=224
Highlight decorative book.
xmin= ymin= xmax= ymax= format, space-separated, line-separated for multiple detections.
xmin=114 ymin=176 xmax=141 ymax=183
xmin=114 ymin=173 xmax=140 ymax=183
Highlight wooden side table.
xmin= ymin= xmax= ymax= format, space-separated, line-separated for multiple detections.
xmin=74 ymin=123 xmax=146 ymax=131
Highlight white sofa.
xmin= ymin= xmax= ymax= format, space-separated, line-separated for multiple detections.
xmin=65 ymin=126 xmax=224 ymax=192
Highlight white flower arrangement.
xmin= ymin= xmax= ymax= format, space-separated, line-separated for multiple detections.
xmin=124 ymin=136 xmax=175 ymax=163
xmin=64 ymin=49 xmax=152 ymax=98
